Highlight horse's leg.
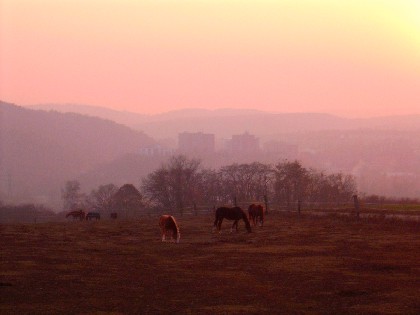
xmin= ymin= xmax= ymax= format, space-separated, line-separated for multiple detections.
xmin=213 ymin=217 xmax=219 ymax=232
xmin=161 ymin=227 xmax=166 ymax=242
xmin=217 ymin=218 xmax=223 ymax=233
xmin=231 ymin=220 xmax=238 ymax=233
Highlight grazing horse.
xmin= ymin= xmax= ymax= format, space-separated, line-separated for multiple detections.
xmin=86 ymin=212 xmax=100 ymax=220
xmin=213 ymin=206 xmax=252 ymax=233
xmin=248 ymin=204 xmax=265 ymax=227
xmin=159 ymin=215 xmax=181 ymax=243
xmin=66 ymin=209 xmax=85 ymax=221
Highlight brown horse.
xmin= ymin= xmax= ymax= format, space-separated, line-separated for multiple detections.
xmin=66 ymin=209 xmax=85 ymax=221
xmin=86 ymin=212 xmax=100 ymax=220
xmin=159 ymin=215 xmax=180 ymax=243
xmin=213 ymin=206 xmax=252 ymax=233
xmin=248 ymin=204 xmax=265 ymax=227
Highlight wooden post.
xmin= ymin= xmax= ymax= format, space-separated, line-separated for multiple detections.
xmin=353 ymin=195 xmax=360 ymax=219
xmin=233 ymin=196 xmax=237 ymax=207
xmin=193 ymin=202 xmax=197 ymax=216
xmin=264 ymin=195 xmax=269 ymax=214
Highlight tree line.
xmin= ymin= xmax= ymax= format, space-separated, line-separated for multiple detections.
xmin=2 ymin=154 xmax=420 ymax=222
xmin=61 ymin=155 xmax=358 ymax=217
xmin=141 ymin=155 xmax=357 ymax=214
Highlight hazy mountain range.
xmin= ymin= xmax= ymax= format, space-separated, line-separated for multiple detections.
xmin=2 ymin=101 xmax=420 ymax=209
xmin=31 ymin=103 xmax=420 ymax=140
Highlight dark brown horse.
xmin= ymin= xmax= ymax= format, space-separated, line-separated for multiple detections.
xmin=159 ymin=215 xmax=180 ymax=243
xmin=65 ymin=209 xmax=85 ymax=221
xmin=248 ymin=204 xmax=265 ymax=227
xmin=213 ymin=206 xmax=252 ymax=233
xmin=86 ymin=212 xmax=100 ymax=220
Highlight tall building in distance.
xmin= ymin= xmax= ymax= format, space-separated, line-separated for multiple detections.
xmin=178 ymin=132 xmax=215 ymax=156
xmin=227 ymin=132 xmax=260 ymax=153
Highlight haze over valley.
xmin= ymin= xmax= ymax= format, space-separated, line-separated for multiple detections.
xmin=1 ymin=101 xmax=420 ymax=209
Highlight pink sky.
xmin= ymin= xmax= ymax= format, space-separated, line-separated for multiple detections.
xmin=1 ymin=0 xmax=419 ymax=117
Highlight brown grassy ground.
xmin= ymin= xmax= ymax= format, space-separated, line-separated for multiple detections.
xmin=1 ymin=212 xmax=419 ymax=315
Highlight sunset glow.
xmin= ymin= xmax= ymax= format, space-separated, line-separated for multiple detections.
xmin=1 ymin=0 xmax=419 ymax=117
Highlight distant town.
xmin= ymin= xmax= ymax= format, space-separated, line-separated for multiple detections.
xmin=140 ymin=131 xmax=297 ymax=160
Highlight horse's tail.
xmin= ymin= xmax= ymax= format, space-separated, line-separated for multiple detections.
xmin=241 ymin=210 xmax=252 ymax=233
xmin=170 ymin=216 xmax=181 ymax=243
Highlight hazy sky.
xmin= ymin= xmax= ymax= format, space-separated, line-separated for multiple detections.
xmin=1 ymin=0 xmax=419 ymax=117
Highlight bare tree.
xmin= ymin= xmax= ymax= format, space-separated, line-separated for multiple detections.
xmin=219 ymin=162 xmax=274 ymax=204
xmin=87 ymin=184 xmax=118 ymax=216
xmin=113 ymin=184 xmax=144 ymax=219
xmin=142 ymin=155 xmax=201 ymax=214
xmin=61 ymin=180 xmax=85 ymax=211
xmin=195 ymin=169 xmax=226 ymax=206
xmin=142 ymin=167 xmax=172 ymax=210
xmin=273 ymin=160 xmax=310 ymax=207
xmin=293 ymin=168 xmax=357 ymax=207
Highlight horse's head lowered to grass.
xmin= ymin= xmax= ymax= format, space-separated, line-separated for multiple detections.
xmin=159 ymin=215 xmax=181 ymax=243
xmin=214 ymin=206 xmax=252 ymax=233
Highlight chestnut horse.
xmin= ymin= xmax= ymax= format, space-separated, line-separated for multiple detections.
xmin=213 ymin=206 xmax=252 ymax=233
xmin=159 ymin=215 xmax=180 ymax=243
xmin=66 ymin=209 xmax=85 ymax=221
xmin=248 ymin=204 xmax=265 ymax=227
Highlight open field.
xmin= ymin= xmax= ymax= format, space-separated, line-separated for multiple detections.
xmin=1 ymin=212 xmax=419 ymax=314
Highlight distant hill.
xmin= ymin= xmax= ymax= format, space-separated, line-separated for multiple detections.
xmin=136 ymin=112 xmax=354 ymax=139
xmin=0 ymin=101 xmax=155 ymax=208
xmin=28 ymin=104 xmax=420 ymax=139
xmin=30 ymin=103 xmax=150 ymax=128
xmin=135 ymin=110 xmax=420 ymax=139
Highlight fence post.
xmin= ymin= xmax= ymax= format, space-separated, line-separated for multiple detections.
xmin=193 ymin=202 xmax=197 ymax=216
xmin=353 ymin=195 xmax=360 ymax=219
xmin=264 ymin=195 xmax=269 ymax=215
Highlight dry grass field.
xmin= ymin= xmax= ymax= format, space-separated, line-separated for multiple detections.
xmin=1 ymin=212 xmax=419 ymax=315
